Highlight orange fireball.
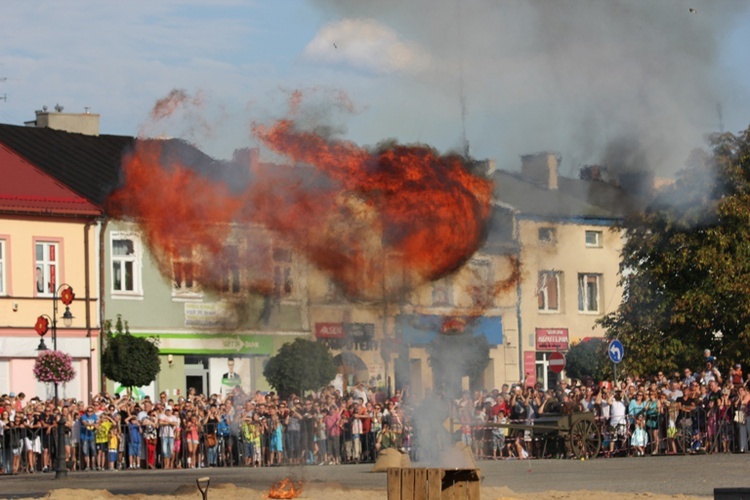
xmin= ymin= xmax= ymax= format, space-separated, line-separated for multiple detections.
xmin=109 ymin=91 xmax=493 ymax=302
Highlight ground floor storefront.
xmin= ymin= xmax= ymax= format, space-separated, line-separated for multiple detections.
xmin=0 ymin=330 xmax=99 ymax=401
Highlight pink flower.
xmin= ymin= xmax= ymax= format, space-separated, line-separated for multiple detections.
xmin=33 ymin=350 xmax=75 ymax=384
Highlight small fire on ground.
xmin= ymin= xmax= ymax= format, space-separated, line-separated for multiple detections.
xmin=268 ymin=478 xmax=303 ymax=499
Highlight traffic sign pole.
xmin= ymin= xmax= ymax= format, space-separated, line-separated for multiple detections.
xmin=608 ymin=340 xmax=624 ymax=385
xmin=548 ymin=351 xmax=566 ymax=389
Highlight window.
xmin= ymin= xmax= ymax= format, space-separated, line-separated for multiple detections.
xmin=537 ymin=271 xmax=560 ymax=312
xmin=578 ymin=273 xmax=600 ymax=313
xmin=325 ymin=280 xmax=346 ymax=303
xmin=0 ymin=239 xmax=5 ymax=296
xmin=220 ymin=245 xmax=241 ymax=294
xmin=35 ymin=242 xmax=58 ymax=296
xmin=385 ymin=253 xmax=406 ymax=297
xmin=538 ymin=227 xmax=556 ymax=244
xmin=585 ymin=230 xmax=603 ymax=248
xmin=432 ymin=277 xmax=453 ymax=307
xmin=272 ymin=247 xmax=293 ymax=298
xmin=469 ymin=259 xmax=493 ymax=307
xmin=112 ymin=235 xmax=142 ymax=295
xmin=172 ymin=245 xmax=200 ymax=296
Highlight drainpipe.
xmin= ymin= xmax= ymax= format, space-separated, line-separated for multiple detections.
xmin=98 ymin=217 xmax=109 ymax=392
xmin=83 ymin=217 xmax=97 ymax=398
xmin=514 ymin=214 xmax=524 ymax=380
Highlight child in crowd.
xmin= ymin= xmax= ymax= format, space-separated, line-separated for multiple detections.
xmin=269 ymin=415 xmax=284 ymax=465
xmin=108 ymin=425 xmax=119 ymax=471
xmin=631 ymin=415 xmax=648 ymax=456
xmin=492 ymin=409 xmax=508 ymax=459
xmin=316 ymin=409 xmax=328 ymax=465
xmin=142 ymin=417 xmax=158 ymax=470
xmin=186 ymin=414 xmax=200 ymax=469
xmin=241 ymin=415 xmax=262 ymax=467
xmin=126 ymin=415 xmax=141 ymax=469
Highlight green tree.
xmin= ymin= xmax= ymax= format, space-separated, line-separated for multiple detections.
xmin=600 ymin=126 xmax=750 ymax=375
xmin=263 ymin=338 xmax=337 ymax=397
xmin=427 ymin=333 xmax=490 ymax=398
xmin=564 ymin=338 xmax=607 ymax=381
xmin=101 ymin=315 xmax=161 ymax=389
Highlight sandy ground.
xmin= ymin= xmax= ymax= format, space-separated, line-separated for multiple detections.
xmin=42 ymin=484 xmax=705 ymax=500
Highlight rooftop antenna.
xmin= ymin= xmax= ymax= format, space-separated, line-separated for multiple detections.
xmin=457 ymin=0 xmax=469 ymax=159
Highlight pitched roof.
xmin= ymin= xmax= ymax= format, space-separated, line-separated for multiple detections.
xmin=0 ymin=124 xmax=231 ymax=211
xmin=0 ymin=123 xmax=132 ymax=209
xmin=492 ymin=169 xmax=643 ymax=221
xmin=0 ymin=143 xmax=100 ymax=216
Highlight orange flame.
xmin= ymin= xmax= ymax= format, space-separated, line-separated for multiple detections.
xmin=109 ymin=92 xmax=493 ymax=302
xmin=268 ymin=478 xmax=303 ymax=499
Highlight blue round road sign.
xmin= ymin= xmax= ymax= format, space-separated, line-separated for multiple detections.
xmin=608 ymin=339 xmax=624 ymax=364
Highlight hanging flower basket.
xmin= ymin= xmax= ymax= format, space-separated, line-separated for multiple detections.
xmin=34 ymin=350 xmax=76 ymax=384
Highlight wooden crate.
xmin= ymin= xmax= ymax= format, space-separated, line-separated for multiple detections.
xmin=387 ymin=468 xmax=480 ymax=500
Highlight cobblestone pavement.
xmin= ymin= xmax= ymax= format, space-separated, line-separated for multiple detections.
xmin=1 ymin=454 xmax=748 ymax=498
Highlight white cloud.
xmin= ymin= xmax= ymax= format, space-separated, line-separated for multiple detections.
xmin=303 ymin=18 xmax=432 ymax=75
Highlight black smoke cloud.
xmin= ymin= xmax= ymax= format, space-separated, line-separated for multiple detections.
xmin=312 ymin=0 xmax=750 ymax=176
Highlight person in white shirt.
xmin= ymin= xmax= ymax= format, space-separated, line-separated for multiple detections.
xmin=137 ymin=401 xmax=152 ymax=422
xmin=701 ymin=361 xmax=723 ymax=385
xmin=662 ymin=380 xmax=684 ymax=403
xmin=608 ymin=391 xmax=627 ymax=454
xmin=351 ymin=382 xmax=369 ymax=405
xmin=158 ymin=407 xmax=178 ymax=469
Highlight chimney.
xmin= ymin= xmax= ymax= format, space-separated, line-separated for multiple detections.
xmin=521 ymin=152 xmax=560 ymax=190
xmin=468 ymin=158 xmax=497 ymax=178
xmin=580 ymin=165 xmax=601 ymax=181
xmin=233 ymin=147 xmax=261 ymax=173
xmin=25 ymin=107 xmax=100 ymax=136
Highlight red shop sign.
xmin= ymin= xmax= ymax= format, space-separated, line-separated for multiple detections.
xmin=535 ymin=328 xmax=569 ymax=351
xmin=315 ymin=322 xmax=346 ymax=339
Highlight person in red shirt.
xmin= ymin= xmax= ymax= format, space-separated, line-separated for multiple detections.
xmin=357 ymin=401 xmax=373 ymax=460
xmin=490 ymin=395 xmax=509 ymax=419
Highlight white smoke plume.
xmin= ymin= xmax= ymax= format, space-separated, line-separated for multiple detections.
xmin=304 ymin=18 xmax=432 ymax=74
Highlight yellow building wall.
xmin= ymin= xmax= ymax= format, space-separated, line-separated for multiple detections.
xmin=0 ymin=215 xmax=101 ymax=399
xmin=0 ymin=216 xmax=99 ymax=331
xmin=518 ymin=220 xmax=623 ymax=346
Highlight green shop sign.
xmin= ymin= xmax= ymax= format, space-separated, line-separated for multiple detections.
xmin=131 ymin=332 xmax=275 ymax=355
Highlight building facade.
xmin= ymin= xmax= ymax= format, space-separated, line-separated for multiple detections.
xmin=0 ymin=120 xmax=106 ymax=399
xmin=0 ymin=110 xmax=640 ymax=400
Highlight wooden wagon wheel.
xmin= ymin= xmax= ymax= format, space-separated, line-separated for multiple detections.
xmin=569 ymin=417 xmax=601 ymax=459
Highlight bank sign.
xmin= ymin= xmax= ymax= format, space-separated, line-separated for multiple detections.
xmin=535 ymin=328 xmax=569 ymax=351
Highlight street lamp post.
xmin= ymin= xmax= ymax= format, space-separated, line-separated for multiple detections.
xmin=35 ymin=284 xmax=75 ymax=480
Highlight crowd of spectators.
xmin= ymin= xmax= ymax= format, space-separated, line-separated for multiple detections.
xmin=2 ymin=353 xmax=750 ymax=474
xmin=0 ymin=381 xmax=410 ymax=475
xmin=461 ymin=353 xmax=750 ymax=460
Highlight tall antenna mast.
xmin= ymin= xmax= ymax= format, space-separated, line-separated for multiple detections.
xmin=456 ymin=0 xmax=469 ymax=159
xmin=717 ymin=103 xmax=724 ymax=134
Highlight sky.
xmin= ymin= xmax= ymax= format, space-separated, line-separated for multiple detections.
xmin=2 ymin=0 xmax=750 ymax=177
